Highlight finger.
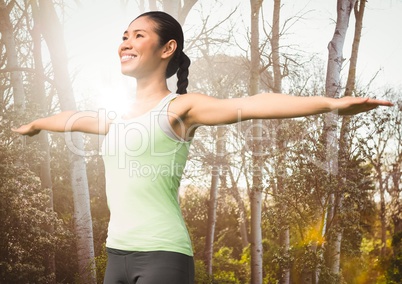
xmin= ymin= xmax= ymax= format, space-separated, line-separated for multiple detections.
xmin=11 ymin=127 xmax=21 ymax=133
xmin=367 ymin=99 xmax=394 ymax=106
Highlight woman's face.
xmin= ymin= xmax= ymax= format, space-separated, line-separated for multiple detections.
xmin=118 ymin=16 xmax=163 ymax=78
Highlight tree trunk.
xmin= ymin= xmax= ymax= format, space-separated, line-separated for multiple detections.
xmin=30 ymin=2 xmax=56 ymax=281
xmin=271 ymin=0 xmax=282 ymax=94
xmin=345 ymin=0 xmax=366 ymax=97
xmin=204 ymin=126 xmax=225 ymax=276
xmin=271 ymin=0 xmax=290 ymax=283
xmin=162 ymin=0 xmax=197 ymax=25
xmin=162 ymin=0 xmax=180 ymax=19
xmin=228 ymin=169 xmax=249 ymax=248
xmin=391 ymin=167 xmax=402 ymax=232
xmin=389 ymin=153 xmax=402 ymax=256
xmin=323 ymin=0 xmax=357 ymax=278
xmin=249 ymin=1 xmax=264 ymax=283
xmin=325 ymin=0 xmax=357 ymax=99
xmin=37 ymin=1 xmax=96 ymax=282
xmin=205 ymin=166 xmax=219 ymax=276
xmin=330 ymin=0 xmax=366 ymax=277
xmin=0 ymin=0 xmax=25 ymax=111
xmin=379 ymin=171 xmax=387 ymax=257
xmin=1 ymin=1 xmax=56 ymax=280
xmin=178 ymin=0 xmax=198 ymax=26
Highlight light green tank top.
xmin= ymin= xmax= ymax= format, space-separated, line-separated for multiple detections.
xmin=101 ymin=93 xmax=193 ymax=256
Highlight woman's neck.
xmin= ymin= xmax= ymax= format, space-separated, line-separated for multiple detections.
xmin=134 ymin=74 xmax=170 ymax=102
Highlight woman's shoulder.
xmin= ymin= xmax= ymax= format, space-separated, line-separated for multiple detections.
xmin=177 ymin=92 xmax=207 ymax=97
xmin=166 ymin=93 xmax=205 ymax=119
xmin=171 ymin=92 xmax=210 ymax=108
xmin=174 ymin=92 xmax=210 ymax=103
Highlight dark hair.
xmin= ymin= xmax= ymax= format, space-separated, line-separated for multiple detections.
xmin=135 ymin=11 xmax=190 ymax=94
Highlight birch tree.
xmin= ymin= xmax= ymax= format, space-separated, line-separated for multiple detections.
xmin=249 ymin=1 xmax=264 ymax=283
xmin=200 ymin=53 xmax=227 ymax=277
xmin=160 ymin=1 xmax=239 ymax=278
xmin=204 ymin=126 xmax=226 ymax=276
xmin=323 ymin=0 xmax=357 ymax=279
xmin=268 ymin=1 xmax=291 ymax=283
xmin=36 ymin=1 xmax=96 ymax=282
xmin=330 ymin=0 xmax=367 ymax=279
xmin=187 ymin=52 xmax=252 ymax=254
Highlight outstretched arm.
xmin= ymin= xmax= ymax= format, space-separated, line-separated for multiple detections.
xmin=12 ymin=110 xmax=111 ymax=136
xmin=180 ymin=93 xmax=394 ymax=126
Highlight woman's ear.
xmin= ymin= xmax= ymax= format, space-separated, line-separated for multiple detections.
xmin=161 ymin=40 xmax=177 ymax=59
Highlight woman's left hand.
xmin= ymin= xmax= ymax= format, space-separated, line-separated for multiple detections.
xmin=335 ymin=96 xmax=394 ymax=116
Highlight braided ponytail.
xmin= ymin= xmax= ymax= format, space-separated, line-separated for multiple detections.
xmin=176 ymin=52 xmax=190 ymax=94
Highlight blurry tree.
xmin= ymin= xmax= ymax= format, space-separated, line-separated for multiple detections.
xmin=383 ymin=92 xmax=402 ymax=239
xmin=189 ymin=53 xmax=244 ymax=277
xmin=0 ymin=0 xmax=25 ymax=111
xmin=386 ymin=106 xmax=402 ymax=282
xmin=29 ymin=1 xmax=57 ymax=279
xmin=0 ymin=0 xmax=57 ymax=280
xmin=267 ymin=0 xmax=292 ymax=282
xmin=358 ymin=100 xmax=394 ymax=258
xmin=161 ymin=0 xmax=197 ymax=25
xmin=204 ymin=117 xmax=226 ymax=276
xmin=174 ymin=2 xmax=241 ymax=278
xmin=181 ymin=185 xmax=250 ymax=283
xmin=0 ymin=115 xmax=68 ymax=283
xmin=357 ymin=89 xmax=402 ymax=281
xmin=35 ymin=0 xmax=96 ymax=282
xmin=133 ymin=0 xmax=198 ymax=25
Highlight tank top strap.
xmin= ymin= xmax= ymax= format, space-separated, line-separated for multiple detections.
xmin=157 ymin=93 xmax=179 ymax=111
xmin=157 ymin=93 xmax=186 ymax=142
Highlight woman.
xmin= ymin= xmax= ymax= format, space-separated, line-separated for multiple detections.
xmin=13 ymin=11 xmax=393 ymax=284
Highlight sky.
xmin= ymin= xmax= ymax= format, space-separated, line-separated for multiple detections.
xmin=63 ymin=0 xmax=402 ymax=110
xmin=287 ymin=0 xmax=402 ymax=88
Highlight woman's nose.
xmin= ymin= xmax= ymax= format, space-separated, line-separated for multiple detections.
xmin=120 ymin=40 xmax=132 ymax=51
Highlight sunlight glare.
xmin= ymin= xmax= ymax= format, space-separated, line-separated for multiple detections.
xmin=96 ymin=80 xmax=135 ymax=116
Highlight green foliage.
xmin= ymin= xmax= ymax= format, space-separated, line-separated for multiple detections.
xmin=341 ymin=239 xmax=386 ymax=284
xmin=181 ymin=186 xmax=209 ymax=260
xmin=0 ymin=143 xmax=69 ymax=283
xmin=386 ymin=232 xmax=402 ymax=283
xmin=182 ymin=187 xmax=250 ymax=283
xmin=213 ymin=247 xmax=248 ymax=283
xmin=94 ymin=242 xmax=108 ymax=283
xmin=195 ymin=260 xmax=213 ymax=284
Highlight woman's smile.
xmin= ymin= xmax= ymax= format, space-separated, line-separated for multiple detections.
xmin=120 ymin=53 xmax=137 ymax=63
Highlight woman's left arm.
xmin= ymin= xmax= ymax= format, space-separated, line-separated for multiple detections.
xmin=182 ymin=93 xmax=394 ymax=126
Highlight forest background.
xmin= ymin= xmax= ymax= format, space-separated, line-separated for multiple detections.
xmin=1 ymin=0 xmax=401 ymax=283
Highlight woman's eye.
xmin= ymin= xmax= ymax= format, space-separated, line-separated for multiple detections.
xmin=136 ymin=34 xmax=143 ymax=38
xmin=122 ymin=36 xmax=128 ymax=41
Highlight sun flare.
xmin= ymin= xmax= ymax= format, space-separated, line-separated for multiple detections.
xmin=96 ymin=80 xmax=136 ymax=117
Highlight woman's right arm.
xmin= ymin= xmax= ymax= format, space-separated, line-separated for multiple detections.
xmin=12 ymin=110 xmax=111 ymax=136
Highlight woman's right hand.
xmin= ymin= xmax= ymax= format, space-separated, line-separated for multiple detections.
xmin=11 ymin=111 xmax=112 ymax=136
xmin=12 ymin=123 xmax=41 ymax=137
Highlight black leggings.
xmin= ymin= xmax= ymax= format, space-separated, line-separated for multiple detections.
xmin=103 ymin=248 xmax=195 ymax=284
